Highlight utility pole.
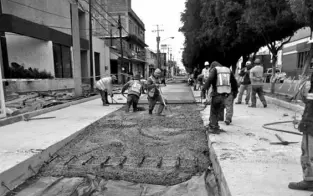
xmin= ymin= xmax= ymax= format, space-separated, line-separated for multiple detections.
xmin=110 ymin=24 xmax=114 ymax=47
xmin=89 ymin=0 xmax=95 ymax=90
xmin=118 ymin=15 xmax=124 ymax=84
xmin=152 ymin=25 xmax=164 ymax=69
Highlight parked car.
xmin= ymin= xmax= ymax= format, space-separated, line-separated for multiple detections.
xmin=264 ymin=68 xmax=286 ymax=83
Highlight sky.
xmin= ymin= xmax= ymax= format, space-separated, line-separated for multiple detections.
xmin=132 ymin=0 xmax=186 ymax=69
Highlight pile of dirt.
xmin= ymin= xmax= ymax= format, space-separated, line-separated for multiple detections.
xmin=40 ymin=104 xmax=210 ymax=186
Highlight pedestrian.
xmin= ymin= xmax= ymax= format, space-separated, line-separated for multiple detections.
xmin=95 ymin=75 xmax=117 ymax=106
xmin=193 ymin=67 xmax=200 ymax=91
xmin=121 ymin=74 xmax=144 ymax=113
xmin=201 ymin=61 xmax=238 ymax=134
xmin=235 ymin=61 xmax=253 ymax=105
xmin=197 ymin=74 xmax=204 ymax=90
xmin=249 ymin=58 xmax=267 ymax=108
xmin=147 ymin=68 xmax=166 ymax=116
xmin=289 ymin=95 xmax=313 ymax=192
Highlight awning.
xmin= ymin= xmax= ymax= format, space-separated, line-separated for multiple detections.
xmin=130 ymin=58 xmax=146 ymax=63
xmin=110 ymin=51 xmax=129 ymax=61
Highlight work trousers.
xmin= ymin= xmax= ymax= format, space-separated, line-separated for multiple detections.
xmin=209 ymin=94 xmax=226 ymax=131
xmin=301 ymin=133 xmax=313 ymax=181
xmin=251 ymin=85 xmax=267 ymax=107
xmin=126 ymin=94 xmax=139 ymax=112
xmin=148 ymin=95 xmax=165 ymax=114
xmin=237 ymin=84 xmax=251 ymax=104
xmin=225 ymin=94 xmax=234 ymax=122
xmin=98 ymin=89 xmax=109 ymax=104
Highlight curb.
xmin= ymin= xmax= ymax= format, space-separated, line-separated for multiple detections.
xmin=0 ymin=105 xmax=121 ymax=196
xmin=265 ymin=95 xmax=304 ymax=112
xmin=0 ymin=95 xmax=100 ymax=128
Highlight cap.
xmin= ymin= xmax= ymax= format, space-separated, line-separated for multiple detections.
xmin=204 ymin=61 xmax=210 ymax=66
xmin=154 ymin=68 xmax=162 ymax=75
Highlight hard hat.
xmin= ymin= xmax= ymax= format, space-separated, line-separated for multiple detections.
xmin=204 ymin=61 xmax=210 ymax=66
xmin=154 ymin=68 xmax=162 ymax=75
xmin=111 ymin=75 xmax=117 ymax=80
xmin=254 ymin=58 xmax=261 ymax=64
xmin=246 ymin=61 xmax=252 ymax=66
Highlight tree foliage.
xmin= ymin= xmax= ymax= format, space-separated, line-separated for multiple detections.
xmin=180 ymin=0 xmax=305 ymax=73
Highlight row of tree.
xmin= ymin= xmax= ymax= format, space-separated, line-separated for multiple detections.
xmin=180 ymin=0 xmax=312 ymax=84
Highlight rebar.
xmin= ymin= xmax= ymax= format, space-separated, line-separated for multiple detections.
xmin=175 ymin=157 xmax=181 ymax=168
xmin=119 ymin=156 xmax=127 ymax=168
xmin=44 ymin=154 xmax=60 ymax=165
xmin=138 ymin=156 xmax=146 ymax=167
xmin=157 ymin=157 xmax=163 ymax=168
xmin=82 ymin=156 xmax=95 ymax=165
xmin=64 ymin=155 xmax=78 ymax=166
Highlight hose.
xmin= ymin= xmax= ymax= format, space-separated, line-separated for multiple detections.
xmin=262 ymin=120 xmax=302 ymax=136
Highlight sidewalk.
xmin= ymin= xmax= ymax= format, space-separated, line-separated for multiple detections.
xmin=0 ymin=98 xmax=122 ymax=195
xmin=193 ymin=89 xmax=308 ymax=196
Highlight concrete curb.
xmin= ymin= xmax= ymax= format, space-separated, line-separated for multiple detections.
xmin=0 ymin=105 xmax=120 ymax=196
xmin=0 ymin=95 xmax=100 ymax=128
xmin=265 ymin=95 xmax=304 ymax=112
xmin=206 ymin=132 xmax=232 ymax=196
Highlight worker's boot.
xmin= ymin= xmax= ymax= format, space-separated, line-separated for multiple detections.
xmin=288 ymin=181 xmax=313 ymax=191
xmin=225 ymin=119 xmax=232 ymax=125
xmin=249 ymin=105 xmax=256 ymax=108
xmin=149 ymin=110 xmax=153 ymax=115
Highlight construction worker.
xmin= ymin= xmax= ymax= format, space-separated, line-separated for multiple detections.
xmin=121 ymin=74 xmax=144 ymax=113
xmin=289 ymin=93 xmax=313 ymax=192
xmin=201 ymin=61 xmax=212 ymax=104
xmin=249 ymin=58 xmax=267 ymax=108
xmin=147 ymin=68 xmax=166 ymax=116
xmin=95 ymin=75 xmax=117 ymax=106
xmin=202 ymin=61 xmax=238 ymax=134
xmin=236 ymin=61 xmax=253 ymax=105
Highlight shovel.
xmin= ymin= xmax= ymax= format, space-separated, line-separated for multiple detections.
xmin=270 ymin=134 xmax=299 ymax=146
xmin=159 ymin=87 xmax=172 ymax=113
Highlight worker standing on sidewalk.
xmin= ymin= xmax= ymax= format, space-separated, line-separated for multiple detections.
xmin=147 ymin=68 xmax=166 ymax=116
xmin=121 ymin=74 xmax=144 ymax=113
xmin=202 ymin=61 xmax=238 ymax=134
xmin=289 ymin=91 xmax=313 ymax=192
xmin=201 ymin=61 xmax=212 ymax=104
xmin=236 ymin=61 xmax=253 ymax=105
xmin=249 ymin=58 xmax=267 ymax=108
xmin=95 ymin=75 xmax=117 ymax=106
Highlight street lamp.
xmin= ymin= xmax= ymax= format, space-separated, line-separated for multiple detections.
xmin=161 ymin=37 xmax=175 ymax=42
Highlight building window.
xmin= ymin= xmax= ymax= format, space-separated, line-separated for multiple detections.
xmin=298 ymin=51 xmax=313 ymax=69
xmin=53 ymin=43 xmax=72 ymax=78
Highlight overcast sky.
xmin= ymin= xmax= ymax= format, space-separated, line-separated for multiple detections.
xmin=132 ymin=0 xmax=186 ymax=68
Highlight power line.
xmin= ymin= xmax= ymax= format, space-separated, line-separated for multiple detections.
xmin=7 ymin=0 xmax=71 ymax=19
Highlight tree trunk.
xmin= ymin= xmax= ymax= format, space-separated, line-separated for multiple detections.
xmin=270 ymin=54 xmax=278 ymax=94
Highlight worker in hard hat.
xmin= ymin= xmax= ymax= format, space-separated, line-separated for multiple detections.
xmin=121 ymin=74 xmax=144 ymax=113
xmin=201 ymin=61 xmax=238 ymax=134
xmin=249 ymin=58 xmax=267 ymax=108
xmin=201 ymin=61 xmax=212 ymax=104
xmin=146 ymin=68 xmax=166 ymax=116
xmin=95 ymin=75 xmax=117 ymax=106
xmin=236 ymin=61 xmax=253 ymax=105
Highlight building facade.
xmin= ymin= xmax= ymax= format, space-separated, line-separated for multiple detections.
xmin=0 ymin=0 xmax=111 ymax=96
xmin=145 ymin=48 xmax=157 ymax=78
xmin=282 ymin=27 xmax=313 ymax=79
xmin=99 ymin=0 xmax=147 ymax=83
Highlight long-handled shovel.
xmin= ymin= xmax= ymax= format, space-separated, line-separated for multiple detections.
xmin=159 ymin=87 xmax=172 ymax=113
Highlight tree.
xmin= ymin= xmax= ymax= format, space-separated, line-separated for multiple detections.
xmin=244 ymin=0 xmax=304 ymax=93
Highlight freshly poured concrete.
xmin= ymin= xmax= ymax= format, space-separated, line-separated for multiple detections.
xmin=0 ymin=99 xmax=122 ymax=174
xmin=193 ymin=89 xmax=309 ymax=196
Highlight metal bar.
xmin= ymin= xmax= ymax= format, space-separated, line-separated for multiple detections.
xmin=44 ymin=154 xmax=60 ymax=165
xmin=119 ymin=156 xmax=127 ymax=167
xmin=1 ymin=182 xmax=11 ymax=192
xmin=28 ymin=165 xmax=36 ymax=175
xmin=175 ymin=157 xmax=181 ymax=168
xmin=64 ymin=155 xmax=78 ymax=166
xmin=82 ymin=156 xmax=95 ymax=165
xmin=24 ymin=116 xmax=56 ymax=121
xmin=138 ymin=156 xmax=145 ymax=167
xmin=156 ymin=157 xmax=163 ymax=168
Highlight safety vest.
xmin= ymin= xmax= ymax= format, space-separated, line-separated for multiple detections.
xmin=202 ymin=68 xmax=210 ymax=80
xmin=215 ymin=67 xmax=231 ymax=94
xmin=129 ymin=80 xmax=142 ymax=95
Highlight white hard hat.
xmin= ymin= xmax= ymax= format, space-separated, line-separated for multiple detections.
xmin=204 ymin=61 xmax=210 ymax=66
xmin=246 ymin=61 xmax=252 ymax=66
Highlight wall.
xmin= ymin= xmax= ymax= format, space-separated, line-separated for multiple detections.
xmin=106 ymin=0 xmax=128 ymax=12
xmin=1 ymin=0 xmax=73 ymax=35
xmin=92 ymin=37 xmax=111 ymax=79
xmin=6 ymin=33 xmax=55 ymax=76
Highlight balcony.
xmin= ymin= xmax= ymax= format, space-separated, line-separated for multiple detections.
xmin=126 ymin=34 xmax=148 ymax=48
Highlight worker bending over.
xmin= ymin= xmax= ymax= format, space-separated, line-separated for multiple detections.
xmin=121 ymin=74 xmax=144 ymax=113
xmin=202 ymin=61 xmax=238 ymax=134
xmin=147 ymin=68 xmax=166 ymax=116
xmin=95 ymin=75 xmax=117 ymax=106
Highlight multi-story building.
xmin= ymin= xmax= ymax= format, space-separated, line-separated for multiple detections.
xmin=282 ymin=27 xmax=313 ymax=79
xmin=0 ymin=0 xmax=111 ymax=96
xmin=100 ymin=0 xmax=147 ymax=83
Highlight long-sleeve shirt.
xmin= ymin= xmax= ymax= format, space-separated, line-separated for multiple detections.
xmin=202 ymin=66 xmax=238 ymax=97
xmin=250 ymin=65 xmax=264 ymax=86
xmin=95 ymin=77 xmax=113 ymax=94
xmin=147 ymin=75 xmax=161 ymax=97
xmin=239 ymin=67 xmax=251 ymax=85
xmin=202 ymin=68 xmax=211 ymax=80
